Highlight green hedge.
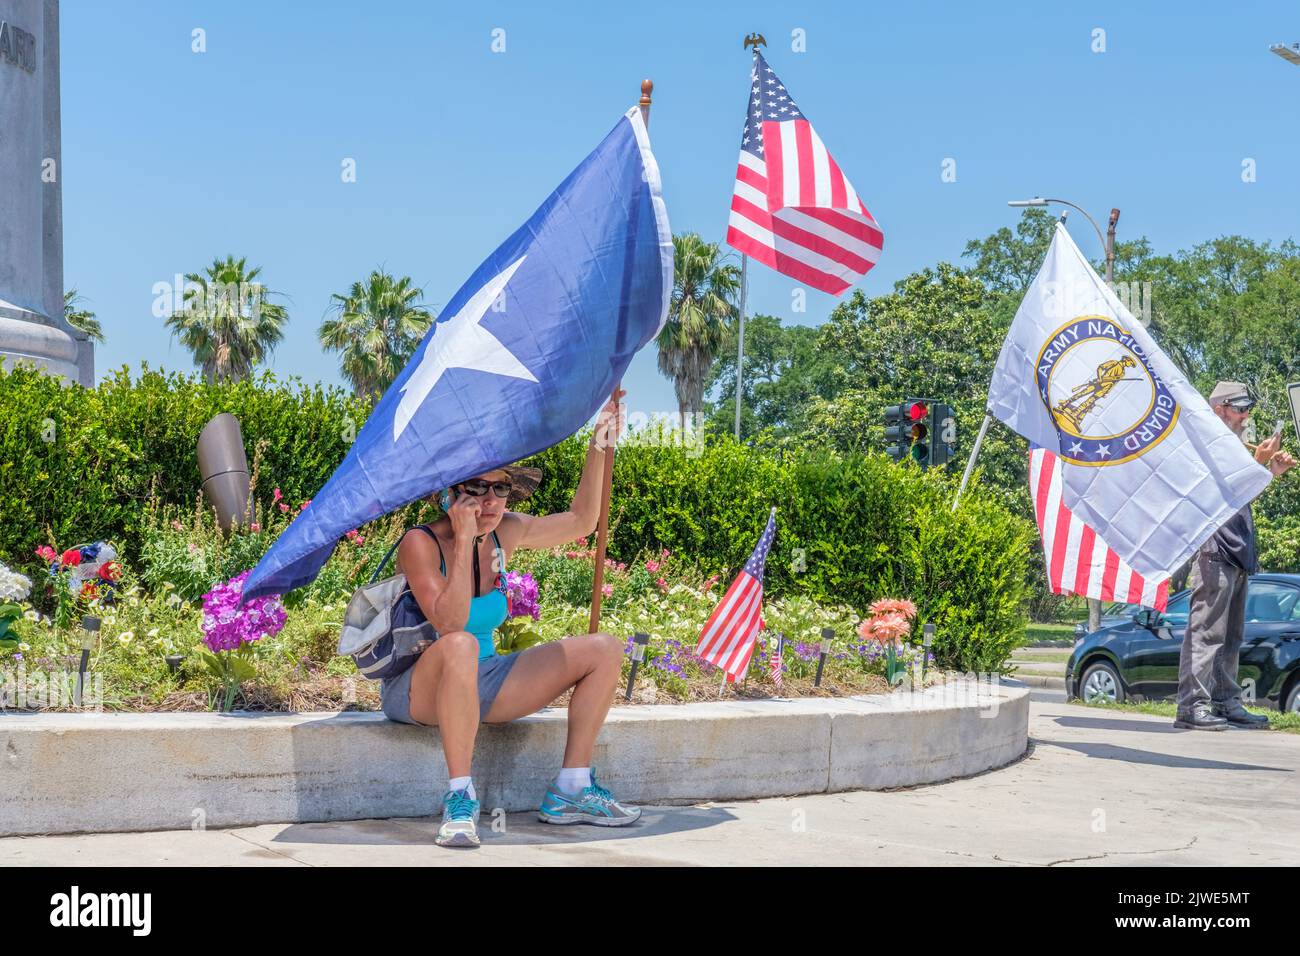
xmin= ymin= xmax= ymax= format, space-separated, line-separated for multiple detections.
xmin=0 ymin=363 xmax=371 ymax=567
xmin=520 ymin=437 xmax=1032 ymax=671
xmin=0 ymin=363 xmax=1032 ymax=671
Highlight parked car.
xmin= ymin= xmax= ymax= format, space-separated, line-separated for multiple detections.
xmin=1064 ymin=573 xmax=1300 ymax=712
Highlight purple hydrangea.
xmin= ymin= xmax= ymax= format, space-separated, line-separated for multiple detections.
xmin=504 ymin=571 xmax=540 ymax=620
xmin=200 ymin=570 xmax=287 ymax=653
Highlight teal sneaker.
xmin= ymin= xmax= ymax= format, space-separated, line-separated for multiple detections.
xmin=435 ymin=788 xmax=481 ymax=847
xmin=537 ymin=769 xmax=641 ymax=826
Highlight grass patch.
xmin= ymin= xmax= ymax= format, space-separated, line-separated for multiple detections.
xmin=1022 ymin=622 xmax=1077 ymax=645
xmin=1080 ymin=698 xmax=1300 ymax=734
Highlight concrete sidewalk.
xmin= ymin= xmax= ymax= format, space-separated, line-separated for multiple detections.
xmin=4 ymin=700 xmax=1297 ymax=866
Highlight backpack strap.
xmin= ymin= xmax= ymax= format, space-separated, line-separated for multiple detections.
xmin=491 ymin=530 xmax=506 ymax=591
xmin=369 ymin=525 xmax=442 ymax=584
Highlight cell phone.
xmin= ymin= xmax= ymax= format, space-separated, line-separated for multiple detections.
xmin=440 ymin=487 xmax=456 ymax=512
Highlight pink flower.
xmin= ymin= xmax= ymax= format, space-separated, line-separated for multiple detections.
xmin=869 ymin=598 xmax=917 ymax=620
xmin=272 ymin=487 xmax=282 ymax=503
xmin=656 ymin=577 xmax=668 ymax=592
xmin=601 ymin=584 xmax=613 ymax=597
xmin=298 ymin=499 xmax=311 ymax=511
xmin=34 ymin=545 xmax=57 ymax=563
xmin=645 ymin=560 xmax=660 ymax=574
xmin=187 ymin=542 xmax=199 ymax=554
xmin=702 ymin=574 xmax=719 ymax=593
xmin=858 ymin=612 xmax=911 ymax=643
xmin=278 ymin=502 xmax=289 ymax=513
xmin=250 ymin=522 xmax=260 ymax=532
xmin=661 ymin=548 xmax=670 ymax=558
xmin=170 ymin=520 xmax=184 ymax=532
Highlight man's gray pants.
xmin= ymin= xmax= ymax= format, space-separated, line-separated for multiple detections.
xmin=1177 ymin=549 xmax=1247 ymax=714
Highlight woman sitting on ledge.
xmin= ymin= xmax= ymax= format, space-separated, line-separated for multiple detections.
xmin=381 ymin=390 xmax=639 ymax=848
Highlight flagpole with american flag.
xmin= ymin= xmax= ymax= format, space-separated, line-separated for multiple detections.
xmin=697 ymin=506 xmax=777 ymax=685
xmin=726 ymin=36 xmax=883 ymax=438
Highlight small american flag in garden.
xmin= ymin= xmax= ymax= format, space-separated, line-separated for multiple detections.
xmin=769 ymin=632 xmax=785 ymax=688
xmin=1030 ymin=446 xmax=1170 ymax=611
xmin=726 ymin=50 xmax=884 ymax=296
xmin=696 ymin=508 xmax=777 ymax=680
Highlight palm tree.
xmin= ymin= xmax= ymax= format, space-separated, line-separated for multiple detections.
xmin=63 ymin=289 xmax=104 ymax=343
xmin=164 ymin=255 xmax=288 ymax=383
xmin=656 ymin=233 xmax=741 ymax=430
xmin=319 ymin=270 xmax=434 ymax=400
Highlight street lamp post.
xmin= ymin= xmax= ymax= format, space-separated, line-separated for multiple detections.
xmin=1270 ymin=42 xmax=1300 ymax=65
xmin=1007 ymin=197 xmax=1119 ymax=283
xmin=1007 ymin=197 xmax=1121 ymax=634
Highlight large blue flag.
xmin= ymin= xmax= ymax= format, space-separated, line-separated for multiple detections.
xmin=241 ymin=106 xmax=672 ymax=603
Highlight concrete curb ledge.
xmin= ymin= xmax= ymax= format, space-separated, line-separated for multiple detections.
xmin=0 ymin=680 xmax=1029 ymax=836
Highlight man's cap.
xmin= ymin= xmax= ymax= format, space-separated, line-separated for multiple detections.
xmin=1207 ymin=381 xmax=1253 ymax=408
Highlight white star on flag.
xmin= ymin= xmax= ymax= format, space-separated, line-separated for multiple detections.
xmin=393 ymin=256 xmax=538 ymax=442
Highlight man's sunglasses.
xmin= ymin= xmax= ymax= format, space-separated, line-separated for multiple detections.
xmin=457 ymin=478 xmax=512 ymax=499
xmin=1224 ymin=399 xmax=1256 ymax=412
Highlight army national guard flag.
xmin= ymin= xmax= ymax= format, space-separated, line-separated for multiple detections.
xmin=240 ymin=107 xmax=672 ymax=603
xmin=987 ymin=223 xmax=1271 ymax=580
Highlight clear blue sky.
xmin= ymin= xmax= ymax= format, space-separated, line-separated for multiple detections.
xmin=62 ymin=1 xmax=1300 ymax=417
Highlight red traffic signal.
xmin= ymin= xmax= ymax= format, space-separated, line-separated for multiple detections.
xmin=907 ymin=401 xmax=929 ymax=422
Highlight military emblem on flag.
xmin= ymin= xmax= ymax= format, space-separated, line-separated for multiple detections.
xmin=696 ymin=508 xmax=777 ymax=680
xmin=1037 ymin=315 xmax=1180 ymax=467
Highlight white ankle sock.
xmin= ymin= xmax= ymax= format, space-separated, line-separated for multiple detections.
xmin=556 ymin=766 xmax=591 ymax=793
xmin=448 ymin=775 xmax=476 ymax=800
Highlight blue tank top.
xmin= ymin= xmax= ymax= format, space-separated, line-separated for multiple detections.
xmin=415 ymin=526 xmax=508 ymax=661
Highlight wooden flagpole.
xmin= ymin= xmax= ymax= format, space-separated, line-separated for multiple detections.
xmin=589 ymin=78 xmax=653 ymax=635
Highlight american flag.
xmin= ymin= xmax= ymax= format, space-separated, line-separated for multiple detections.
xmin=1030 ymin=447 xmax=1170 ymax=611
xmin=769 ymin=632 xmax=784 ymax=688
xmin=726 ymin=51 xmax=883 ymax=297
xmin=697 ymin=508 xmax=777 ymax=680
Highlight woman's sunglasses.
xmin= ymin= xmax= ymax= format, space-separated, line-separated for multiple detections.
xmin=457 ymin=478 xmax=512 ymax=499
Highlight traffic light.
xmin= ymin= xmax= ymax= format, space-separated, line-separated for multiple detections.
xmin=884 ymin=399 xmax=956 ymax=469
xmin=884 ymin=398 xmax=932 ymax=467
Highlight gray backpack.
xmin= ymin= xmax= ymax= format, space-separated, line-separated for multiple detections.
xmin=336 ymin=527 xmax=438 ymax=681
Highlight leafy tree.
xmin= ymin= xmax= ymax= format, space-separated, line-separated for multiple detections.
xmin=164 ymin=255 xmax=289 ymax=384
xmin=319 ymin=270 xmax=434 ymax=400
xmin=63 ymin=289 xmax=104 ymax=343
xmin=656 ymin=233 xmax=740 ymax=429
xmin=703 ymin=314 xmax=838 ymax=439
xmin=961 ymin=207 xmax=1058 ymax=294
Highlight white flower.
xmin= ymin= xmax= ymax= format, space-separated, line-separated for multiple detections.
xmin=118 ymin=631 xmax=134 ymax=645
xmin=17 ymin=642 xmax=30 ymax=652
xmin=147 ymin=627 xmax=160 ymax=638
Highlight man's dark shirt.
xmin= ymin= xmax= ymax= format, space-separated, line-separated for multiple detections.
xmin=1204 ymin=502 xmax=1258 ymax=573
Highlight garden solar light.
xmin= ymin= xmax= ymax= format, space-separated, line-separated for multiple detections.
xmin=625 ymin=632 xmax=650 ymax=700
xmin=922 ymin=623 xmax=935 ymax=678
xmin=815 ymin=627 xmax=833 ymax=687
xmin=75 ymin=615 xmax=99 ymax=708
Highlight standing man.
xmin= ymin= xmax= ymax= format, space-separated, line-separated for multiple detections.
xmin=1175 ymin=382 xmax=1296 ymax=730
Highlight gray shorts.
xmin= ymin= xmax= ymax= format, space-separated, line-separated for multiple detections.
xmin=380 ymin=651 xmax=521 ymax=725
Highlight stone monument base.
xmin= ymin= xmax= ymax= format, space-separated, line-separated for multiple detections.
xmin=0 ymin=300 xmax=82 ymax=383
